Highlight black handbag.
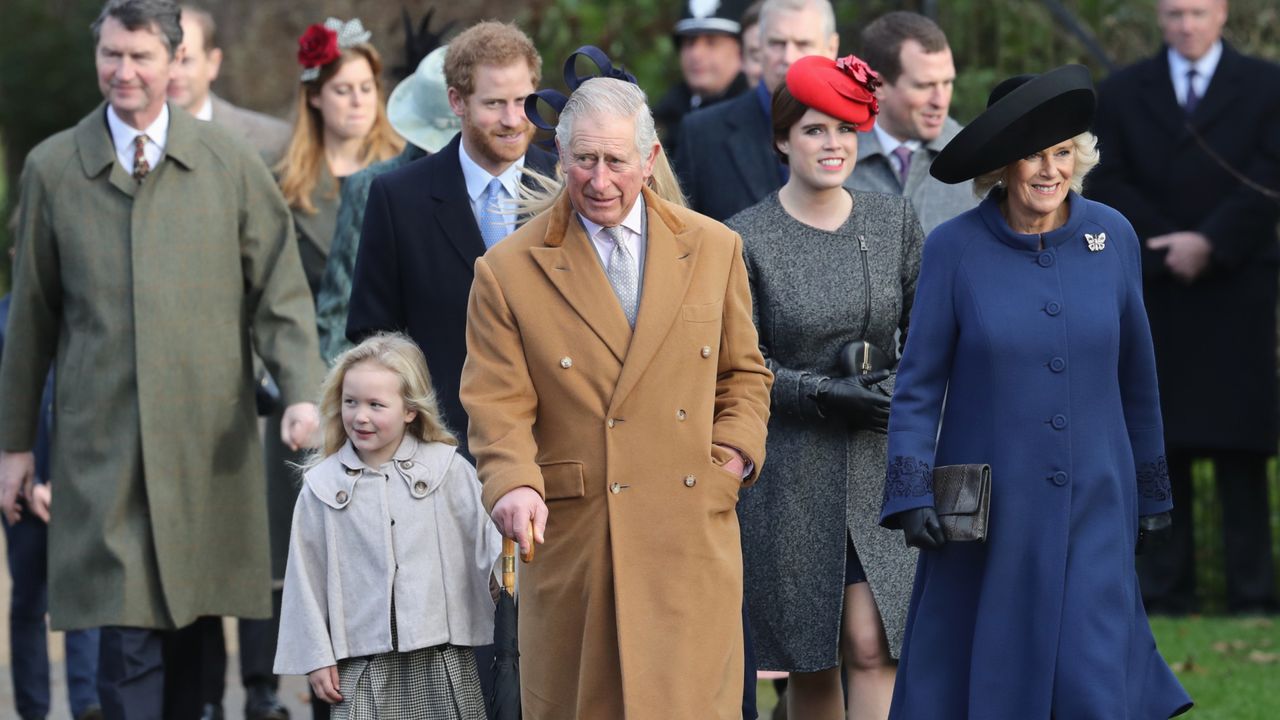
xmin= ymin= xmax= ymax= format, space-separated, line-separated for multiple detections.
xmin=931 ymin=464 xmax=992 ymax=542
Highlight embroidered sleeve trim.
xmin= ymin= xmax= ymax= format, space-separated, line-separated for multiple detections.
xmin=1137 ymin=455 xmax=1171 ymax=501
xmin=884 ymin=455 xmax=932 ymax=505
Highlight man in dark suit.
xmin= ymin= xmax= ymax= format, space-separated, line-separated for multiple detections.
xmin=675 ymin=0 xmax=838 ymax=221
xmin=346 ymin=20 xmax=555 ymax=459
xmin=1088 ymin=0 xmax=1280 ymax=615
xmin=168 ymin=4 xmax=289 ymax=163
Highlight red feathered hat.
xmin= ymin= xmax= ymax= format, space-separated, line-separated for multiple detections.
xmin=785 ymin=55 xmax=882 ymax=132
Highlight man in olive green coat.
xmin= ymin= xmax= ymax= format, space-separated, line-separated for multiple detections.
xmin=0 ymin=1 xmax=323 ymax=716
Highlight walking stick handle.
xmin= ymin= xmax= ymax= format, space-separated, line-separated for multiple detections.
xmin=501 ymin=521 xmax=536 ymax=593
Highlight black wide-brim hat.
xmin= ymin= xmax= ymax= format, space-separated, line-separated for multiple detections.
xmin=930 ymin=64 xmax=1096 ymax=184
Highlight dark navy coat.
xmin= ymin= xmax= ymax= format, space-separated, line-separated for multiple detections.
xmin=880 ymin=193 xmax=1192 ymax=719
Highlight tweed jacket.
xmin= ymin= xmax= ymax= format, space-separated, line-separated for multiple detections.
xmin=844 ymin=118 xmax=977 ymax=236
xmin=209 ymin=94 xmax=290 ymax=165
xmin=0 ymin=103 xmax=323 ymax=631
xmin=315 ymin=144 xmax=428 ymax=363
xmin=730 ymin=191 xmax=922 ymax=668
xmin=460 ymin=187 xmax=772 ymax=719
xmin=275 ymin=436 xmax=501 ymax=675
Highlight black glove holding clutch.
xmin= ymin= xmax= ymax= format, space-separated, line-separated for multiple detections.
xmin=815 ymin=369 xmax=891 ymax=432
xmin=897 ymin=506 xmax=947 ymax=549
xmin=1135 ymin=511 xmax=1172 ymax=555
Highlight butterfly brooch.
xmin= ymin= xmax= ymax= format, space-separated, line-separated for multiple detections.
xmin=1085 ymin=232 xmax=1106 ymax=252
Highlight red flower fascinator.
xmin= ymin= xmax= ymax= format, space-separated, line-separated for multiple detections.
xmin=297 ymin=24 xmax=340 ymax=74
xmin=785 ymin=54 xmax=882 ymax=132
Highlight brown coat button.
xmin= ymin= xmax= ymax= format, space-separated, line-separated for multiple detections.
xmin=399 ymin=460 xmax=414 ymax=469
xmin=335 ymin=490 xmax=349 ymax=504
xmin=700 ymin=346 xmax=712 ymax=358
xmin=607 ymin=418 xmax=616 ymax=428
xmin=610 ymin=483 xmax=622 ymax=494
xmin=676 ymin=409 xmax=687 ymax=421
xmin=414 ymin=480 xmax=428 ymax=494
xmin=684 ymin=475 xmax=696 ymax=487
xmin=344 ymin=467 xmax=359 ymax=477
xmin=560 ymin=357 xmax=573 ymax=369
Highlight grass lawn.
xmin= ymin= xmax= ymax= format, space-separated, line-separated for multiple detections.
xmin=752 ymin=616 xmax=1280 ymax=718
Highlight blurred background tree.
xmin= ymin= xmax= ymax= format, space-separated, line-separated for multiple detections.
xmin=0 ymin=0 xmax=1277 ymax=282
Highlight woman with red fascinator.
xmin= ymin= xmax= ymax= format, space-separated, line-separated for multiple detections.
xmin=729 ymin=55 xmax=924 ymax=720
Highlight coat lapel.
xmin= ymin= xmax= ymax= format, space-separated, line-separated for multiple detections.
xmin=724 ymin=95 xmax=777 ymax=202
xmin=530 ymin=194 xmax=632 ymax=363
xmin=611 ymin=188 xmax=698 ymax=411
xmin=1190 ymin=43 xmax=1244 ymax=132
xmin=75 ymin=104 xmax=136 ymax=197
xmin=1137 ymin=51 xmax=1197 ymax=142
xmin=432 ymin=135 xmax=488 ymax=268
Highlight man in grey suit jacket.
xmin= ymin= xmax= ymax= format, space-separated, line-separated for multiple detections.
xmin=168 ymin=4 xmax=289 ymax=164
xmin=846 ymin=12 xmax=975 ymax=235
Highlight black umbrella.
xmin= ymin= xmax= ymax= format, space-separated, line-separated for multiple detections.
xmin=489 ymin=529 xmax=532 ymax=720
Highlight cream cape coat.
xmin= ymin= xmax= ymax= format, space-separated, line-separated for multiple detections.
xmin=460 ymin=187 xmax=772 ymax=719
xmin=275 ymin=436 xmax=502 ymax=675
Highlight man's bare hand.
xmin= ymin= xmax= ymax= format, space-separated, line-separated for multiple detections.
xmin=713 ymin=443 xmax=747 ymax=478
xmin=27 ymin=483 xmax=51 ymax=523
xmin=1147 ymin=231 xmax=1211 ymax=283
xmin=491 ymin=486 xmax=548 ymax=559
xmin=281 ymin=402 xmax=321 ymax=451
xmin=0 ymin=451 xmax=36 ymax=524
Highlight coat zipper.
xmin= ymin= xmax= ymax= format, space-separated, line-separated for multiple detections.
xmin=858 ymin=234 xmax=873 ymax=374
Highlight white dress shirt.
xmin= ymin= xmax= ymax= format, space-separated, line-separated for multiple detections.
xmin=459 ymin=140 xmax=526 ymax=237
xmin=873 ymin=122 xmax=921 ymax=177
xmin=1168 ymin=41 xmax=1222 ymax=106
xmin=193 ymin=96 xmax=214 ymax=121
xmin=106 ymin=103 xmax=169 ymax=176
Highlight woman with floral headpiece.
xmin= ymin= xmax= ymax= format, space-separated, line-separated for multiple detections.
xmin=728 ymin=55 xmax=924 ymax=720
xmin=277 ymin=17 xmax=403 ymax=297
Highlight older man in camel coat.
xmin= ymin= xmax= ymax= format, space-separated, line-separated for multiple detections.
xmin=460 ymin=78 xmax=772 ymax=719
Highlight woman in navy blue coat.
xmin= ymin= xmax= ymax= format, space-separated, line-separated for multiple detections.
xmin=879 ymin=65 xmax=1192 ymax=719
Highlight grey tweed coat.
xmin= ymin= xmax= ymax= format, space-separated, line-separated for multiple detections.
xmin=729 ymin=190 xmax=923 ymax=670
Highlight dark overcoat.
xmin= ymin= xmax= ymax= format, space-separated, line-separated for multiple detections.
xmin=0 ymin=103 xmax=323 ymax=631
xmin=880 ymin=195 xmax=1192 ymax=719
xmin=345 ymin=134 xmax=557 ymax=456
xmin=1087 ymin=44 xmax=1280 ymax=453
xmin=729 ymin=191 xmax=922 ymax=669
xmin=674 ymin=87 xmax=782 ymax=221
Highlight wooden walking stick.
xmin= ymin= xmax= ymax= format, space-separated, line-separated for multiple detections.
xmin=502 ymin=521 xmax=535 ymax=592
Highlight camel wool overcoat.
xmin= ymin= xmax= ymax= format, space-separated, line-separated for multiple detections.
xmin=0 ymin=103 xmax=323 ymax=631
xmin=460 ymin=186 xmax=772 ymax=720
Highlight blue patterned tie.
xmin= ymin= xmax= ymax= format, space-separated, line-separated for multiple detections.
xmin=480 ymin=178 xmax=508 ymax=249
xmin=1184 ymin=69 xmax=1200 ymax=114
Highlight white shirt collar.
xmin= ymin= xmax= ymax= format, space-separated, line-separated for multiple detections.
xmin=872 ymin=122 xmax=921 ymax=158
xmin=1168 ymin=41 xmax=1223 ymax=99
xmin=107 ymin=103 xmax=170 ymax=155
xmin=578 ymin=194 xmax=646 ymax=244
xmin=194 ymin=96 xmax=213 ymax=122
xmin=458 ymin=140 xmax=526 ymax=202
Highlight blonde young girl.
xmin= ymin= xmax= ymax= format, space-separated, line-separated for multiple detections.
xmin=275 ymin=333 xmax=500 ymax=719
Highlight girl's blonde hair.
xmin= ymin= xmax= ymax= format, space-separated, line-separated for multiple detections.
xmin=277 ymin=45 xmax=404 ymax=214
xmin=310 ymin=332 xmax=456 ymax=466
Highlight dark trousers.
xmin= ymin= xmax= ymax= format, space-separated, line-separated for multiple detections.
xmin=4 ymin=512 xmax=100 ymax=719
xmin=1138 ymin=449 xmax=1278 ymax=613
xmin=98 ymin=624 xmax=222 ymax=720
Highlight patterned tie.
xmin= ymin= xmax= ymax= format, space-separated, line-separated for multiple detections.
xmin=892 ymin=145 xmax=913 ymax=187
xmin=604 ymin=226 xmax=639 ymax=327
xmin=1184 ymin=68 xmax=1200 ymax=114
xmin=479 ymin=178 xmax=508 ymax=249
xmin=132 ymin=134 xmax=151 ymax=182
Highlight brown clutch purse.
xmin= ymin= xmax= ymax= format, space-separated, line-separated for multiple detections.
xmin=932 ymin=464 xmax=991 ymax=542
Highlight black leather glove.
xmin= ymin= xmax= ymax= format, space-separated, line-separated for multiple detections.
xmin=1135 ymin=511 xmax=1172 ymax=556
xmin=815 ymin=370 xmax=891 ymax=431
xmin=897 ymin=506 xmax=947 ymax=549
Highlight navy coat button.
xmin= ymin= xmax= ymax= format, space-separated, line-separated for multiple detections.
xmin=1045 ymin=301 xmax=1062 ymax=316
xmin=1037 ymin=252 xmax=1055 ymax=268
xmin=1051 ymin=414 xmax=1068 ymax=429
xmin=1051 ymin=471 xmax=1069 ymax=486
xmin=1049 ymin=357 xmax=1066 ymax=372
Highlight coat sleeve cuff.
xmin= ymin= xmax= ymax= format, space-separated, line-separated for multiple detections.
xmin=880 ymin=430 xmax=937 ymax=527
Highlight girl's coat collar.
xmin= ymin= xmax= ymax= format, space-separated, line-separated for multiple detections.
xmin=306 ymin=436 xmax=458 ymax=510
